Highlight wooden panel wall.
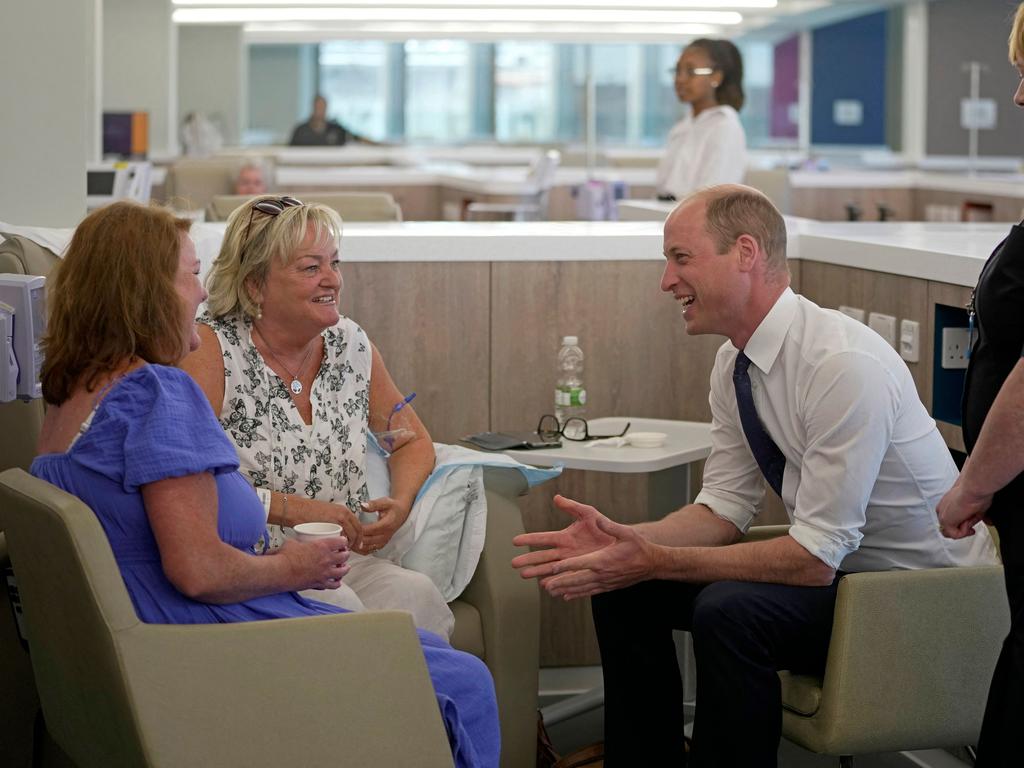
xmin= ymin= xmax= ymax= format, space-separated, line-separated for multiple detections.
xmin=791 ymin=187 xmax=914 ymax=222
xmin=339 ymin=261 xmax=491 ymax=445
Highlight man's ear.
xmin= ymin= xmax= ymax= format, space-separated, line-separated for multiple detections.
xmin=734 ymin=234 xmax=760 ymax=273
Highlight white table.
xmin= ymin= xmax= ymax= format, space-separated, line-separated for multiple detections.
xmin=505 ymin=417 xmax=712 ymax=519
xmin=506 ymin=417 xmax=713 ymax=726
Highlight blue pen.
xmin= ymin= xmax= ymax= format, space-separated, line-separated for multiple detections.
xmin=386 ymin=392 xmax=416 ymax=434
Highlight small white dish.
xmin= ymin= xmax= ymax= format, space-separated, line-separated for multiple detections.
xmin=626 ymin=431 xmax=668 ymax=449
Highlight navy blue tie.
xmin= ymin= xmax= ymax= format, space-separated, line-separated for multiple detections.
xmin=733 ymin=352 xmax=786 ymax=496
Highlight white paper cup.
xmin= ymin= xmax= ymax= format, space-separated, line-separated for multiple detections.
xmin=293 ymin=522 xmax=343 ymax=541
xmin=627 ymin=432 xmax=668 ymax=449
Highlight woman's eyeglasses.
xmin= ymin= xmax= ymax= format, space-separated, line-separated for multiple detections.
xmin=669 ymin=65 xmax=716 ymax=79
xmin=239 ymin=196 xmax=303 ymax=263
xmin=536 ymin=415 xmax=631 ymax=442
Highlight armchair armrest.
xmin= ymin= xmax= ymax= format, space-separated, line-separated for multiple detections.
xmin=459 ymin=467 xmax=537 ymax=768
xmin=118 ymin=610 xmax=453 ymax=767
xmin=786 ymin=565 xmax=1009 ymax=755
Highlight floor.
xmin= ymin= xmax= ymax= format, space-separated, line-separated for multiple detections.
xmin=538 ymin=667 xmax=973 ymax=768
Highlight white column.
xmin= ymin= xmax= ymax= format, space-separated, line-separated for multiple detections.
xmin=104 ymin=0 xmax=176 ymax=157
xmin=178 ymin=25 xmax=246 ymax=146
xmin=798 ymin=30 xmax=813 ymax=152
xmin=901 ymin=0 xmax=928 ymax=165
xmin=0 ymin=1 xmax=95 ymax=226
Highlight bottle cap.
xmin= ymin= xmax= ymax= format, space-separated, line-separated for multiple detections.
xmin=562 ymin=335 xmax=578 ymax=345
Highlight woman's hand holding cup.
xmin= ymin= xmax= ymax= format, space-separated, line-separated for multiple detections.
xmin=283 ymin=523 xmax=349 ymax=590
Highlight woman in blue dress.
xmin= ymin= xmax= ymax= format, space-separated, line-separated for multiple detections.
xmin=29 ymin=201 xmax=500 ymax=768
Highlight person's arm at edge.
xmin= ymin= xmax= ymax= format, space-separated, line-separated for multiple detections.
xmin=940 ymin=357 xmax=1024 ymax=536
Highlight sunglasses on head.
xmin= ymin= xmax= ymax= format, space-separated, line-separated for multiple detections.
xmin=240 ymin=196 xmax=303 ymax=263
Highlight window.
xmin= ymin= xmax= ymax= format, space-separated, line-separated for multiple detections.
xmin=404 ymin=40 xmax=471 ymax=142
xmin=319 ymin=41 xmax=389 ymax=140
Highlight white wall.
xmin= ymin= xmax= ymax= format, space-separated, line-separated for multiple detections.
xmin=178 ymin=25 xmax=245 ymax=146
xmin=0 ymin=1 xmax=95 ymax=226
xmin=104 ymin=0 xmax=175 ymax=155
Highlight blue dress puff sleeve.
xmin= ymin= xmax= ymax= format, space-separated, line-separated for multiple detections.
xmin=71 ymin=365 xmax=240 ymax=491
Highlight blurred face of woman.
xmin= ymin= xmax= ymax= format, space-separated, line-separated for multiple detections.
xmin=674 ymin=46 xmax=720 ymax=112
xmin=175 ymin=232 xmax=207 ymax=357
xmin=256 ymin=223 xmax=343 ymax=340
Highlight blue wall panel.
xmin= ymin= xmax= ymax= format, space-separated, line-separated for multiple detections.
xmin=811 ymin=11 xmax=888 ymax=145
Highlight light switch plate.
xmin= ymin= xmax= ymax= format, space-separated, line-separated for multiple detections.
xmin=899 ymin=319 xmax=920 ymax=363
xmin=838 ymin=305 xmax=865 ymax=323
xmin=868 ymin=312 xmax=897 ymax=348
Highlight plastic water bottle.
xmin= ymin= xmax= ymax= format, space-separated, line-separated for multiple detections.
xmin=555 ymin=336 xmax=586 ymax=431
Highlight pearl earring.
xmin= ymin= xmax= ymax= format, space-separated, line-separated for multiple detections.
xmin=255 ymin=305 xmax=263 ymax=321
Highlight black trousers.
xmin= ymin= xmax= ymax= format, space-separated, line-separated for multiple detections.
xmin=591 ymin=576 xmax=842 ymax=768
xmin=976 ymin=500 xmax=1024 ymax=767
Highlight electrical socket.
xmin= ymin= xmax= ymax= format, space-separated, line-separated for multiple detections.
xmin=838 ymin=305 xmax=865 ymax=323
xmin=868 ymin=312 xmax=897 ymax=348
xmin=941 ymin=327 xmax=970 ymax=370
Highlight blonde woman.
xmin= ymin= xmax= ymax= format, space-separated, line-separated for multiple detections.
xmin=182 ymin=196 xmax=455 ymax=639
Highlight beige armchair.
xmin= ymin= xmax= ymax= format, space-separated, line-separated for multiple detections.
xmin=163 ymin=158 xmax=255 ymax=212
xmin=745 ymin=525 xmax=1009 ymax=765
xmin=0 ymin=468 xmax=455 ymax=767
xmin=0 ymin=465 xmax=538 ymax=768
xmin=208 ymin=192 xmax=403 ymax=223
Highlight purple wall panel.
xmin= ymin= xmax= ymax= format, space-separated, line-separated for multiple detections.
xmin=771 ymin=35 xmax=799 ymax=139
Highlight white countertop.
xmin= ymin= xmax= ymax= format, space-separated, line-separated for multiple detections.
xmin=789 ymin=169 xmax=1024 ymax=198
xmin=4 ymin=215 xmax=1009 ymax=290
xmin=276 ymin=163 xmax=656 ymax=196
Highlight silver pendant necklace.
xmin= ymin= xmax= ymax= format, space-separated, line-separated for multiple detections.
xmin=252 ymin=325 xmax=317 ymax=396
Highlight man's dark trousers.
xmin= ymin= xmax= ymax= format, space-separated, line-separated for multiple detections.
xmin=592 ymin=575 xmax=843 ymax=767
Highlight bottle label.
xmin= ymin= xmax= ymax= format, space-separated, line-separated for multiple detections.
xmin=572 ymin=388 xmax=587 ymax=407
xmin=555 ymin=389 xmax=571 ymax=407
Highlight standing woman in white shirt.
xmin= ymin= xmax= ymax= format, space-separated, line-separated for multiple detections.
xmin=655 ymin=38 xmax=747 ymax=200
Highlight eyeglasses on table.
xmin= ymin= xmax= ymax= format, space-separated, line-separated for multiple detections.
xmin=536 ymin=415 xmax=631 ymax=442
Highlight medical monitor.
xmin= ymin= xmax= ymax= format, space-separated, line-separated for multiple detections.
xmin=86 ymin=162 xmax=153 ymax=211
xmin=0 ymin=274 xmax=46 ymax=400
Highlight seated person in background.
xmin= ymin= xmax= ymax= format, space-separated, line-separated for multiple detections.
xmin=513 ymin=185 xmax=998 ymax=767
xmin=234 ymin=160 xmax=270 ymax=196
xmin=181 ymin=196 xmax=455 ymax=639
xmin=30 ymin=201 xmax=499 ymax=768
xmin=290 ymin=94 xmax=373 ymax=146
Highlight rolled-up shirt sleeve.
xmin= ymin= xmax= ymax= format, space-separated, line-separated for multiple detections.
xmin=694 ymin=348 xmax=766 ymax=533
xmin=787 ymin=351 xmax=901 ymax=570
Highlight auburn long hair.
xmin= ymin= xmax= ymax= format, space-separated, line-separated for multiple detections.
xmin=41 ymin=202 xmax=192 ymax=405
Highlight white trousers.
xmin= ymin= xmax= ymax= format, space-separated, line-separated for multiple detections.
xmin=300 ymin=551 xmax=455 ymax=640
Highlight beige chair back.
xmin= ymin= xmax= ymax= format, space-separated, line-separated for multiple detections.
xmin=0 ymin=235 xmax=57 ymax=473
xmin=163 ymin=158 xmax=249 ymax=212
xmin=0 ymin=468 xmax=455 ymax=767
xmin=207 ymin=192 xmax=403 ymax=223
xmin=743 ymin=167 xmax=792 ymax=215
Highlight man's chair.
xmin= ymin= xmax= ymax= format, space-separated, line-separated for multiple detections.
xmin=0 ymin=468 xmax=455 ymax=767
xmin=465 ymin=150 xmax=561 ymax=222
xmin=745 ymin=525 xmax=1009 ymax=765
xmin=208 ymin=192 xmax=403 ymax=223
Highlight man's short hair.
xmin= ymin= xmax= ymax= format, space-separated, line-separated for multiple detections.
xmin=694 ymin=185 xmax=788 ymax=276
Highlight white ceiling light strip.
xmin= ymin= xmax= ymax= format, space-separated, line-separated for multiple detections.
xmin=173 ymin=7 xmax=743 ymax=23
xmin=171 ymin=0 xmax=774 ymax=7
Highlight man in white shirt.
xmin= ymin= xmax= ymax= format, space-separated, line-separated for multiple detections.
xmin=512 ymin=184 xmax=997 ymax=767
